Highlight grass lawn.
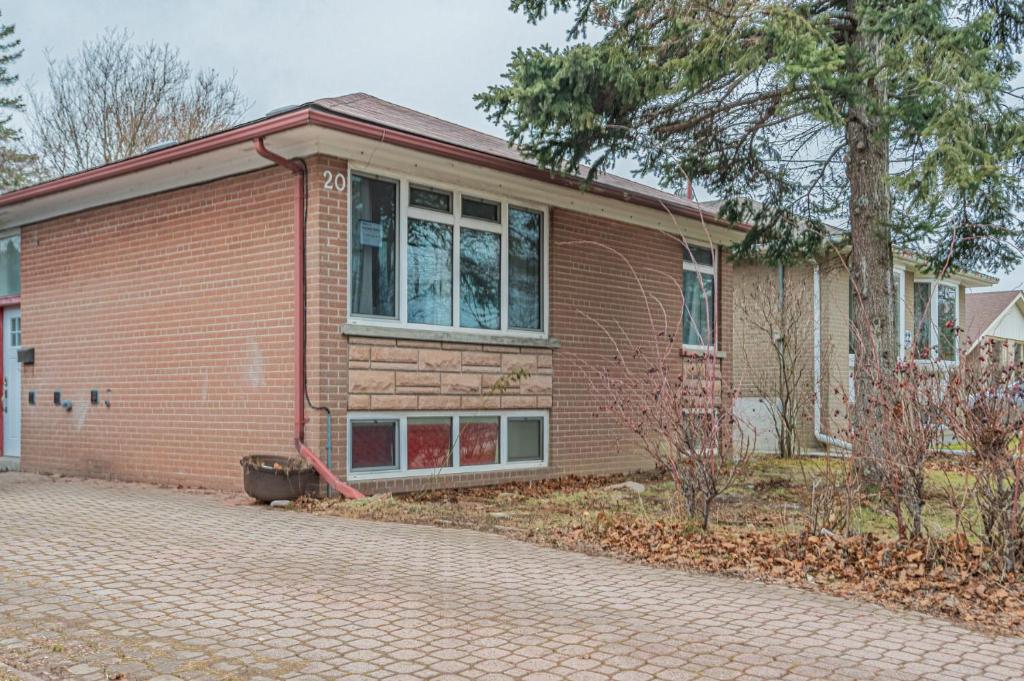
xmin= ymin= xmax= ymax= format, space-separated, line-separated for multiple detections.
xmin=295 ymin=454 xmax=1023 ymax=636
xmin=301 ymin=456 xmax=973 ymax=541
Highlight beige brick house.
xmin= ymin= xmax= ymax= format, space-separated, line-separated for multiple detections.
xmin=0 ymin=94 xmax=744 ymax=493
xmin=732 ymin=254 xmax=995 ymax=454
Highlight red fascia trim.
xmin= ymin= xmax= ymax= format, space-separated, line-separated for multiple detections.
xmin=0 ymin=105 xmax=743 ymax=233
xmin=0 ymin=295 xmax=21 ymax=307
xmin=0 ymin=109 xmax=314 ymax=209
xmin=304 ymin=109 xmax=741 ymax=232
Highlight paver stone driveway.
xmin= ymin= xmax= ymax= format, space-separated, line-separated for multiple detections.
xmin=2 ymin=472 xmax=1023 ymax=680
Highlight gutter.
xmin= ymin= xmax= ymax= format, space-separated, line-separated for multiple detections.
xmin=0 ymin=109 xmax=314 ymax=208
xmin=0 ymin=104 xmax=744 ymax=233
xmin=253 ymin=138 xmax=363 ymax=500
xmin=812 ymin=265 xmax=852 ymax=451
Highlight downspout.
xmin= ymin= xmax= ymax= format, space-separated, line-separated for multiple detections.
xmin=254 ymin=138 xmax=364 ymax=499
xmin=812 ymin=264 xmax=853 ymax=452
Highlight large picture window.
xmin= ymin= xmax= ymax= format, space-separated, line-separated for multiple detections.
xmin=912 ymin=280 xmax=959 ymax=362
xmin=349 ymin=172 xmax=547 ymax=336
xmin=347 ymin=411 xmax=548 ymax=479
xmin=682 ymin=245 xmax=716 ymax=349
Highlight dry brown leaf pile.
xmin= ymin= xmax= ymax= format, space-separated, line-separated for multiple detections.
xmin=562 ymin=515 xmax=1024 ymax=634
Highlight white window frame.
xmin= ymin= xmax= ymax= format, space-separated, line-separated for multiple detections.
xmin=347 ymin=410 xmax=549 ymax=481
xmin=681 ymin=243 xmax=717 ymax=352
xmin=893 ymin=266 xmax=907 ymax=357
xmin=347 ymin=167 xmax=550 ymax=340
xmin=912 ymin=278 xmax=960 ymax=366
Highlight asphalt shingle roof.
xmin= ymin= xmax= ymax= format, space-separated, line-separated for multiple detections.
xmin=964 ymin=290 xmax=1022 ymax=341
xmin=314 ymin=93 xmax=702 ymax=215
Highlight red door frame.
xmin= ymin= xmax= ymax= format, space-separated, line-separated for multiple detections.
xmin=0 ymin=294 xmax=22 ymax=456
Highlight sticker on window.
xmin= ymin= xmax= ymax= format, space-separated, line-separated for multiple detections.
xmin=358 ymin=220 xmax=383 ymax=248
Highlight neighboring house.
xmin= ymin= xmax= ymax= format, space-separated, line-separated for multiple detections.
xmin=0 ymin=93 xmax=745 ymax=493
xmin=964 ymin=290 xmax=1024 ymax=364
xmin=732 ymin=254 xmax=995 ymax=453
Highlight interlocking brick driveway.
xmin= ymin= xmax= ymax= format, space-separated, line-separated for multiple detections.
xmin=1 ymin=473 xmax=1023 ymax=681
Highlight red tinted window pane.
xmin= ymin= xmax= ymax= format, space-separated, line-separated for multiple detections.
xmin=351 ymin=421 xmax=397 ymax=469
xmin=460 ymin=417 xmax=499 ymax=466
xmin=408 ymin=418 xmax=453 ymax=470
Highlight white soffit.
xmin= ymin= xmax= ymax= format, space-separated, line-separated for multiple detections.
xmin=0 ymin=127 xmax=319 ymax=229
xmin=0 ymin=124 xmax=740 ymax=245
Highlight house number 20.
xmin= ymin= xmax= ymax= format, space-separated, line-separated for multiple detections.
xmin=322 ymin=170 xmax=346 ymax=192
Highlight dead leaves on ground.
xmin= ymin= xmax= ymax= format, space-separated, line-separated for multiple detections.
xmin=295 ymin=470 xmax=1023 ymax=637
xmin=562 ymin=515 xmax=1023 ymax=635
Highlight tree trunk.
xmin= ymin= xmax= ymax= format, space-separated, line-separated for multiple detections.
xmin=845 ymin=2 xmax=897 ymax=469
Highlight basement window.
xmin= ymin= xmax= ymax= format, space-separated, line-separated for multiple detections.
xmin=350 ymin=420 xmax=399 ymax=471
xmin=347 ymin=411 xmax=548 ymax=479
xmin=348 ymin=171 xmax=548 ymax=337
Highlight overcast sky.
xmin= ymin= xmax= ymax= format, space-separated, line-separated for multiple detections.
xmin=4 ymin=0 xmax=1022 ymax=291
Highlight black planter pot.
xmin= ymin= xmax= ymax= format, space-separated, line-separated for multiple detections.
xmin=240 ymin=455 xmax=319 ymax=503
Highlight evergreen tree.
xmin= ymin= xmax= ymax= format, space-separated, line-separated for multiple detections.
xmin=478 ymin=0 xmax=1024 ymax=459
xmin=0 ymin=11 xmax=32 ymax=191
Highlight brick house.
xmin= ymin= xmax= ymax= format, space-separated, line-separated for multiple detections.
xmin=0 ymin=93 xmax=744 ymax=493
xmin=731 ymin=255 xmax=995 ymax=454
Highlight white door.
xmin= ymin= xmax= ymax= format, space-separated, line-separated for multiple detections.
xmin=3 ymin=307 xmax=21 ymax=458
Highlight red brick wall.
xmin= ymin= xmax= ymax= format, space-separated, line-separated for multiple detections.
xmin=20 ymin=166 xmax=298 ymax=489
xmin=303 ymin=155 xmax=349 ymax=474
xmin=18 ymin=153 xmax=735 ymax=493
xmin=548 ymin=208 xmax=733 ymax=477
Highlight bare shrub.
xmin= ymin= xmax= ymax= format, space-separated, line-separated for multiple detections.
xmin=574 ymin=240 xmax=750 ymax=531
xmin=798 ymin=455 xmax=861 ymax=536
xmin=736 ymin=270 xmax=815 ymax=459
xmin=861 ymin=357 xmax=946 ymax=539
xmin=943 ymin=341 xmax=1024 ymax=574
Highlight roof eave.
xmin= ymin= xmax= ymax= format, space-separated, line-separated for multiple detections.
xmin=0 ymin=104 xmax=743 ymax=234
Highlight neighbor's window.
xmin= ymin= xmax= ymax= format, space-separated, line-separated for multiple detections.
xmin=848 ymin=270 xmax=905 ymax=358
xmin=912 ymin=281 xmax=959 ymax=362
xmin=682 ymin=245 xmax=716 ymax=348
xmin=349 ymin=174 xmax=546 ymax=335
xmin=348 ymin=412 xmax=547 ymax=478
xmin=0 ymin=234 xmax=20 ymax=298
xmin=350 ymin=175 xmax=397 ymax=318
